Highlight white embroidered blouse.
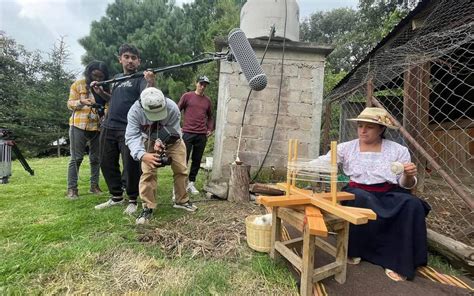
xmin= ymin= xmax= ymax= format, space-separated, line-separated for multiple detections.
xmin=318 ymin=139 xmax=413 ymax=186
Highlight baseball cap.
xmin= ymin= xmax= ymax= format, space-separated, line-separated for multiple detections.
xmin=140 ymin=87 xmax=167 ymax=121
xmin=197 ymin=75 xmax=210 ymax=84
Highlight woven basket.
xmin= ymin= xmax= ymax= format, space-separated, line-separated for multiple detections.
xmin=245 ymin=215 xmax=272 ymax=253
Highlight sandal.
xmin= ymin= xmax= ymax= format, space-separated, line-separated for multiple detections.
xmin=385 ymin=268 xmax=407 ymax=282
xmin=347 ymin=257 xmax=361 ymax=265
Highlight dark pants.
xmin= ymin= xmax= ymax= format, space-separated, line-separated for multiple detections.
xmin=342 ymin=186 xmax=431 ymax=280
xmin=99 ymin=127 xmax=140 ymax=200
xmin=67 ymin=126 xmax=100 ymax=189
xmin=182 ymin=132 xmax=207 ymax=182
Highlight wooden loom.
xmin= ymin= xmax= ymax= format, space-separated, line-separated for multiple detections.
xmin=257 ymin=140 xmax=376 ymax=296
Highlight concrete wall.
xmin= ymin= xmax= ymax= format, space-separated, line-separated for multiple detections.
xmin=208 ymin=39 xmax=332 ymax=196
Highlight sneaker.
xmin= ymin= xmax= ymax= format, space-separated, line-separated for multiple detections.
xmin=136 ymin=208 xmax=153 ymax=224
xmin=172 ymin=188 xmax=176 ymax=203
xmin=123 ymin=202 xmax=138 ymax=215
xmin=173 ymin=201 xmax=198 ymax=212
xmin=89 ymin=184 xmax=103 ymax=194
xmin=94 ymin=198 xmax=124 ymax=210
xmin=66 ymin=188 xmax=79 ymax=200
xmin=186 ymin=182 xmax=199 ymax=195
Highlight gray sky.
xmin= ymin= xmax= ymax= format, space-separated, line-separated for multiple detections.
xmin=1 ymin=0 xmax=358 ymax=75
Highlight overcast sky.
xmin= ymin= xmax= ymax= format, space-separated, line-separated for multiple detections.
xmin=1 ymin=0 xmax=358 ymax=75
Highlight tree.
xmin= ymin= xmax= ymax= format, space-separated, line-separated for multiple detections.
xmin=301 ymin=8 xmax=362 ymax=73
xmin=301 ymin=1 xmax=418 ymax=74
xmin=0 ymin=34 xmax=74 ymax=157
xmin=191 ymin=0 xmax=240 ymax=107
xmin=79 ymin=0 xmax=241 ymax=106
xmin=36 ymin=37 xmax=75 ymax=156
xmin=357 ymin=0 xmax=416 ymax=47
xmin=0 ymin=33 xmax=42 ymax=156
xmin=0 ymin=33 xmax=41 ymax=122
xmin=80 ymin=0 xmax=193 ymax=76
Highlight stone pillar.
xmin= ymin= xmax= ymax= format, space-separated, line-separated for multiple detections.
xmin=206 ymin=39 xmax=333 ymax=198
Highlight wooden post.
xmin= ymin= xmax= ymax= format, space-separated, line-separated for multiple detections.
xmin=228 ymin=163 xmax=250 ymax=202
xmin=270 ymin=207 xmax=282 ymax=260
xmin=292 ymin=139 xmax=298 ymax=187
xmin=334 ymin=221 xmax=349 ymax=284
xmin=286 ymin=140 xmax=293 ymax=196
xmin=403 ymin=62 xmax=431 ymax=192
xmin=366 ymin=78 xmax=374 ymax=107
xmin=301 ymin=223 xmax=316 ymax=296
xmin=330 ymin=141 xmax=337 ymax=205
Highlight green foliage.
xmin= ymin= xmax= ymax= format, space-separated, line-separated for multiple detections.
xmin=301 ymin=1 xmax=415 ymax=74
xmin=80 ymin=0 xmax=190 ymax=76
xmin=204 ymin=133 xmax=215 ymax=156
xmin=197 ymin=0 xmax=240 ymax=109
xmin=324 ymin=69 xmax=347 ymax=96
xmin=301 ymin=8 xmax=362 ymax=73
xmin=80 ymin=0 xmax=240 ymax=114
xmin=0 ymin=34 xmax=74 ymax=157
xmin=301 ymin=0 xmax=416 ymax=150
xmin=428 ymin=253 xmax=463 ymax=277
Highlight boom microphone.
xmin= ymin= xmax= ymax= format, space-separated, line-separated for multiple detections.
xmin=228 ymin=28 xmax=268 ymax=91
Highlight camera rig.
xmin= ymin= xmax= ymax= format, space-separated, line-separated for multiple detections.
xmin=0 ymin=128 xmax=35 ymax=183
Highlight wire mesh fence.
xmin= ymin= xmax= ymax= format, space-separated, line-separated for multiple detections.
xmin=322 ymin=0 xmax=473 ymax=246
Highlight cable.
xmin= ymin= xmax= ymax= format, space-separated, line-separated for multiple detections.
xmin=251 ymin=0 xmax=288 ymax=182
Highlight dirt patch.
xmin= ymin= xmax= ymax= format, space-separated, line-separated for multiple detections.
xmin=138 ymin=200 xmax=266 ymax=259
xmin=422 ymin=188 xmax=474 ymax=246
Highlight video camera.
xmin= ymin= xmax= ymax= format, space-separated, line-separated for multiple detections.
xmin=89 ymin=103 xmax=105 ymax=117
xmin=153 ymin=126 xmax=181 ymax=168
xmin=0 ymin=128 xmax=13 ymax=140
xmin=155 ymin=152 xmax=172 ymax=168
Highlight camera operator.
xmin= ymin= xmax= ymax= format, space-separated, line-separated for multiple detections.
xmin=94 ymin=44 xmax=155 ymax=215
xmin=125 ymin=87 xmax=197 ymax=224
xmin=66 ymin=61 xmax=110 ymax=199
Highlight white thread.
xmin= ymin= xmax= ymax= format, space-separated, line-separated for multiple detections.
xmin=390 ymin=161 xmax=404 ymax=175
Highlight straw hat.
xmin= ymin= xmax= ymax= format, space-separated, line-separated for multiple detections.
xmin=347 ymin=107 xmax=398 ymax=129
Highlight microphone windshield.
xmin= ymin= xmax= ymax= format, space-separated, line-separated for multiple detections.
xmin=228 ymin=28 xmax=268 ymax=91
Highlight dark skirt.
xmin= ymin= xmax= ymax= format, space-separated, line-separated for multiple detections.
xmin=342 ymin=185 xmax=431 ymax=279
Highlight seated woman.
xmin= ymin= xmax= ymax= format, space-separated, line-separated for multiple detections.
xmin=314 ymin=107 xmax=430 ymax=282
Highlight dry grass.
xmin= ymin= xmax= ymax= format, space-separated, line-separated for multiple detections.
xmin=226 ymin=266 xmax=299 ymax=296
xmin=26 ymin=201 xmax=298 ymax=295
xmin=34 ymin=249 xmax=190 ymax=295
xmin=138 ymin=201 xmax=266 ymax=260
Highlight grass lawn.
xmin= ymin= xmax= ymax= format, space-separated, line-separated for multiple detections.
xmin=0 ymin=157 xmax=298 ymax=295
xmin=1 ymin=157 xmax=468 ymax=295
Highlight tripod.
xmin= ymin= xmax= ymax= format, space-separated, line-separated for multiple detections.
xmin=0 ymin=129 xmax=34 ymax=184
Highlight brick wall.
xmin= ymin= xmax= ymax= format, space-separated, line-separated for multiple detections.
xmin=209 ymin=39 xmax=333 ymax=194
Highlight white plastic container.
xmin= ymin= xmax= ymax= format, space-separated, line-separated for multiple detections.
xmin=240 ymin=0 xmax=300 ymax=42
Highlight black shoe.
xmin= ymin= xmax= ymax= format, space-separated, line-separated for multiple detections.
xmin=173 ymin=201 xmax=198 ymax=212
xmin=136 ymin=208 xmax=153 ymax=224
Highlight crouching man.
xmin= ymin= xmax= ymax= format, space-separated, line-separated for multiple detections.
xmin=125 ymin=87 xmax=197 ymax=224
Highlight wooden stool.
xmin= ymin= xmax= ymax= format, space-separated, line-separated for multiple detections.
xmin=270 ymin=206 xmax=349 ymax=296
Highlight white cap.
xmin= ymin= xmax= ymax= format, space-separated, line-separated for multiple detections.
xmin=140 ymin=87 xmax=167 ymax=121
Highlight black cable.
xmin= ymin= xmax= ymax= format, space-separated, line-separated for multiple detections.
xmin=251 ymin=0 xmax=288 ymax=182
